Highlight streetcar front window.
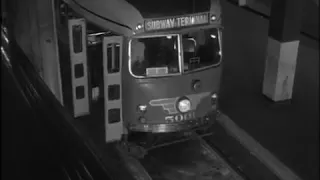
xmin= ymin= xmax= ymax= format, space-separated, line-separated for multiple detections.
xmin=182 ymin=28 xmax=221 ymax=72
xmin=130 ymin=35 xmax=179 ymax=77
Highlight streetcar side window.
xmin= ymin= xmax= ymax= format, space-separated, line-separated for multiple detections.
xmin=182 ymin=28 xmax=221 ymax=72
xmin=107 ymin=43 xmax=120 ymax=73
xmin=72 ymin=25 xmax=83 ymax=53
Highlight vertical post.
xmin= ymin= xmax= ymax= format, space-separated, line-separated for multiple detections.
xmin=262 ymin=0 xmax=303 ymax=102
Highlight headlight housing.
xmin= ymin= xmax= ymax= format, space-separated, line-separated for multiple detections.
xmin=177 ymin=97 xmax=191 ymax=113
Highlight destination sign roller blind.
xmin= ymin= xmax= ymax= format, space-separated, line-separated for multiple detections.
xmin=144 ymin=13 xmax=209 ymax=31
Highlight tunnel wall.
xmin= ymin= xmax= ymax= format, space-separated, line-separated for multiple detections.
xmin=10 ymin=0 xmax=44 ymax=76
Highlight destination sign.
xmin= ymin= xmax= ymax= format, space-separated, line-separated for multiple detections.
xmin=144 ymin=13 xmax=209 ymax=31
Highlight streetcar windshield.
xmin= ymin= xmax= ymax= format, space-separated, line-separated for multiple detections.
xmin=182 ymin=28 xmax=221 ymax=72
xmin=130 ymin=35 xmax=179 ymax=77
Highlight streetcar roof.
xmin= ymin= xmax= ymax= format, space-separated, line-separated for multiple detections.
xmin=69 ymin=0 xmax=144 ymax=31
xmin=68 ymin=0 xmax=221 ymax=36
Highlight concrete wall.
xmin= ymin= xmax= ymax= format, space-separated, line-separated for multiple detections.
xmin=229 ymin=0 xmax=319 ymax=39
xmin=12 ymin=0 xmax=44 ymax=75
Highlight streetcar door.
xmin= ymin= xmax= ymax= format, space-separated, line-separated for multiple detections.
xmin=103 ymin=36 xmax=123 ymax=142
xmin=68 ymin=18 xmax=90 ymax=118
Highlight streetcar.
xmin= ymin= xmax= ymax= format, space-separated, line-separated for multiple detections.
xmin=9 ymin=0 xmax=223 ymax=154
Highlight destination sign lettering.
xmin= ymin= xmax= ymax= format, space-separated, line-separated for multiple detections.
xmin=144 ymin=13 xmax=209 ymax=31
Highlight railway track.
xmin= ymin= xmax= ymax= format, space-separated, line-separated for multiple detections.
xmin=116 ymin=130 xmax=247 ymax=180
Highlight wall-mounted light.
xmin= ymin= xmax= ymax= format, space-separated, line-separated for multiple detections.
xmin=210 ymin=34 xmax=216 ymax=39
xmin=211 ymin=93 xmax=218 ymax=109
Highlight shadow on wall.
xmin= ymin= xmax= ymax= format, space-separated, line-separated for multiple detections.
xmin=301 ymin=0 xmax=319 ymax=39
xmin=293 ymin=38 xmax=319 ymax=110
xmin=219 ymin=0 xmax=269 ymax=96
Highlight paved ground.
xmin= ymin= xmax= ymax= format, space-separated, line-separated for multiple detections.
xmin=219 ymin=1 xmax=319 ymax=180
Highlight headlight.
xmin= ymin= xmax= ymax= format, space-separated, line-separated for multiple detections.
xmin=137 ymin=104 xmax=147 ymax=113
xmin=177 ymin=98 xmax=191 ymax=113
xmin=210 ymin=15 xmax=217 ymax=21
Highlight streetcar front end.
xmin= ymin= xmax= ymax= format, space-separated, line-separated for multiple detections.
xmin=123 ymin=22 xmax=223 ymax=133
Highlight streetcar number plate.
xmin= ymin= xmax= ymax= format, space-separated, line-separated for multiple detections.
xmin=165 ymin=111 xmax=196 ymax=123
